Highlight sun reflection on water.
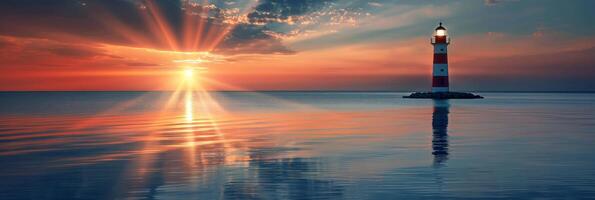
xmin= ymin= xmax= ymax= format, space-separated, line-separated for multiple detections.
xmin=185 ymin=90 xmax=193 ymax=122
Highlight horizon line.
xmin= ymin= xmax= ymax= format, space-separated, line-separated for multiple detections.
xmin=1 ymin=90 xmax=595 ymax=93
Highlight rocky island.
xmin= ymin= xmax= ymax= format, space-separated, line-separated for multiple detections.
xmin=403 ymin=92 xmax=483 ymax=99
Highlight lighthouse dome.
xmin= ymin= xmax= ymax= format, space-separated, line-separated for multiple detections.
xmin=434 ymin=22 xmax=447 ymax=37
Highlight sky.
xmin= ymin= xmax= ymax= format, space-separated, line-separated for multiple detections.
xmin=0 ymin=0 xmax=594 ymax=91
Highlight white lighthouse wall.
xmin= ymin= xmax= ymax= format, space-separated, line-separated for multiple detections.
xmin=433 ymin=44 xmax=448 ymax=54
xmin=433 ymin=64 xmax=448 ymax=76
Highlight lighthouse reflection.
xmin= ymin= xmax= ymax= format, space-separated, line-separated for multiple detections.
xmin=432 ymin=100 xmax=450 ymax=167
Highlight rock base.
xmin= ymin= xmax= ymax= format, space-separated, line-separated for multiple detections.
xmin=403 ymin=92 xmax=483 ymax=99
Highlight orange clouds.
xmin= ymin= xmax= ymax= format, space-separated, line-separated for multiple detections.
xmin=0 ymin=36 xmax=195 ymax=90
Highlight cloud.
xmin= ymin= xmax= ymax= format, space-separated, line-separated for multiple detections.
xmin=0 ymin=36 xmax=114 ymax=59
xmin=484 ymin=0 xmax=519 ymax=6
xmin=0 ymin=0 xmax=387 ymax=56
xmin=42 ymin=44 xmax=111 ymax=58
xmin=287 ymin=4 xmax=454 ymax=51
xmin=0 ymin=0 xmax=277 ymax=54
xmin=368 ymin=2 xmax=383 ymax=8
xmin=216 ymin=24 xmax=294 ymax=55
xmin=125 ymin=62 xmax=162 ymax=67
xmin=246 ymin=0 xmax=334 ymax=25
xmin=217 ymin=0 xmax=367 ymax=54
xmin=213 ymin=0 xmax=374 ymax=54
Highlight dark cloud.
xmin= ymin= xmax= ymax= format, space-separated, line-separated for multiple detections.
xmin=0 ymin=0 xmax=145 ymax=45
xmin=0 ymin=0 xmax=370 ymax=55
xmin=216 ymin=24 xmax=294 ymax=55
xmin=0 ymin=0 xmax=287 ymax=54
xmin=247 ymin=0 xmax=334 ymax=24
xmin=215 ymin=0 xmax=340 ymax=55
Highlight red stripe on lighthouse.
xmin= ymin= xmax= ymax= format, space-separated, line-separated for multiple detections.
xmin=435 ymin=36 xmax=447 ymax=43
xmin=433 ymin=54 xmax=448 ymax=64
xmin=432 ymin=76 xmax=449 ymax=87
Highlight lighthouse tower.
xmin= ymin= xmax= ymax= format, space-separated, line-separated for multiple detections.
xmin=431 ymin=22 xmax=450 ymax=93
xmin=403 ymin=23 xmax=482 ymax=99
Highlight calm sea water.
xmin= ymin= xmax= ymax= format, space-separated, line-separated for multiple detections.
xmin=1 ymin=92 xmax=595 ymax=199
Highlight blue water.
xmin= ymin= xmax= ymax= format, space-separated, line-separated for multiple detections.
xmin=1 ymin=92 xmax=595 ymax=199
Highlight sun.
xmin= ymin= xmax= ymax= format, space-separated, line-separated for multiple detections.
xmin=184 ymin=68 xmax=194 ymax=79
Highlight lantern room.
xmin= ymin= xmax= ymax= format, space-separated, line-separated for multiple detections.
xmin=431 ymin=22 xmax=450 ymax=44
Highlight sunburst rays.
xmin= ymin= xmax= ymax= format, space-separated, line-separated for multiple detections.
xmin=54 ymin=0 xmax=334 ymax=190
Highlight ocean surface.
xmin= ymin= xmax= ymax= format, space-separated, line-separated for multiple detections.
xmin=1 ymin=92 xmax=594 ymax=199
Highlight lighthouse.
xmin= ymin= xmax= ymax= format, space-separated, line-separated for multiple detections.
xmin=431 ymin=22 xmax=450 ymax=93
xmin=403 ymin=23 xmax=482 ymax=99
